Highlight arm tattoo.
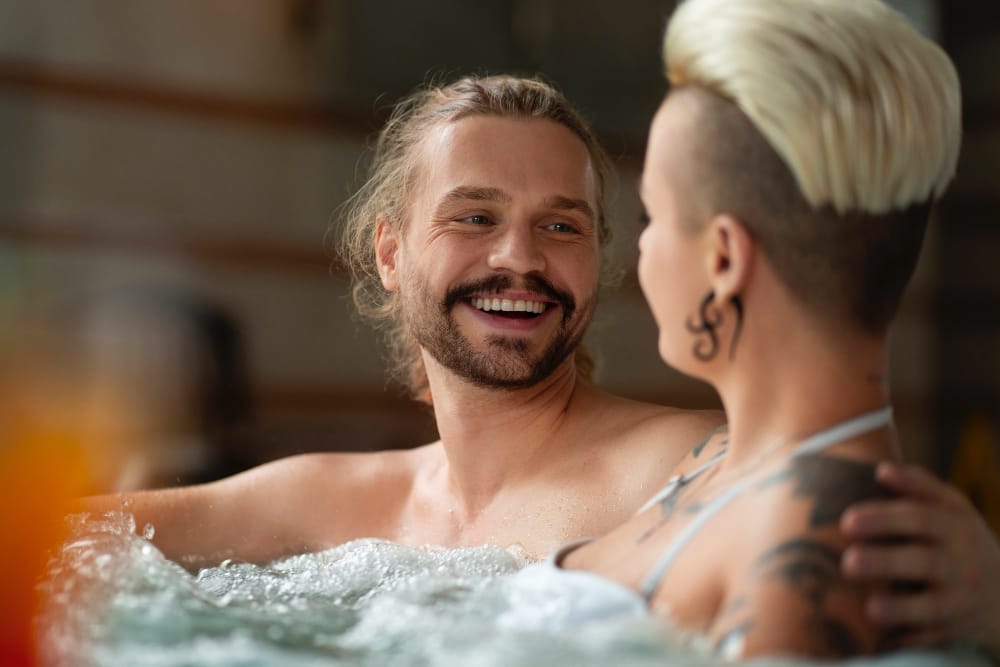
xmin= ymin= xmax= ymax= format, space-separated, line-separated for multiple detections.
xmin=754 ymin=539 xmax=863 ymax=657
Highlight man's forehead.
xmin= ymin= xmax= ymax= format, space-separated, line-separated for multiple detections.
xmin=415 ymin=115 xmax=598 ymax=208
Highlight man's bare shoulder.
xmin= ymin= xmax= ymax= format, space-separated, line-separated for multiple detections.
xmin=240 ymin=442 xmax=442 ymax=496
xmin=567 ymin=387 xmax=726 ymax=497
xmin=582 ymin=388 xmax=724 ymax=451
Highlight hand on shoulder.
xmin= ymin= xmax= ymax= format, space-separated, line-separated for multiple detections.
xmin=840 ymin=462 xmax=1000 ymax=653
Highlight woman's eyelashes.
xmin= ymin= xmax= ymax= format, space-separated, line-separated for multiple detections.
xmin=639 ymin=210 xmax=651 ymax=227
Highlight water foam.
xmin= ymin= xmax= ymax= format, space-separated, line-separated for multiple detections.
xmin=36 ymin=511 xmax=990 ymax=667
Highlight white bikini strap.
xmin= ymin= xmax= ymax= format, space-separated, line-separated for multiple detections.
xmin=636 ymin=449 xmax=728 ymax=516
xmin=637 ymin=406 xmax=893 ymax=600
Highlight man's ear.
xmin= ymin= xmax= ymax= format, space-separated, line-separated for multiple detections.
xmin=375 ymin=218 xmax=401 ymax=292
xmin=704 ymin=213 xmax=754 ymax=301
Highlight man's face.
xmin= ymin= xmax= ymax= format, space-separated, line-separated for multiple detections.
xmin=383 ymin=115 xmax=602 ymax=390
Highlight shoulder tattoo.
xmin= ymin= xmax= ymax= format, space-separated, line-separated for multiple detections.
xmin=714 ymin=539 xmax=864 ymax=658
xmin=787 ymin=454 xmax=894 ymax=528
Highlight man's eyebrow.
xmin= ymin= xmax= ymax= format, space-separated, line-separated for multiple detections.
xmin=544 ymin=195 xmax=595 ymax=222
xmin=436 ymin=188 xmax=595 ymax=223
xmin=438 ymin=186 xmax=512 ymax=206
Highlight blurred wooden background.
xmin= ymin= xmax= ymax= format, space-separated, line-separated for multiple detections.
xmin=0 ymin=2 xmax=996 ymax=516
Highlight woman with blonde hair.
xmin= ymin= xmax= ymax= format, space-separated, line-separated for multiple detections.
xmin=559 ymin=0 xmax=985 ymax=658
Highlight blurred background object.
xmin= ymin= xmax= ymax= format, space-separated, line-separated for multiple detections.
xmin=46 ymin=287 xmax=257 ymax=491
xmin=1 ymin=1 xmax=997 ymax=662
xmin=0 ymin=5 xmax=997 ymax=653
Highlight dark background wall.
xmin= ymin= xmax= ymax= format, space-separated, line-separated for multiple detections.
xmin=0 ymin=1 xmax=996 ymax=511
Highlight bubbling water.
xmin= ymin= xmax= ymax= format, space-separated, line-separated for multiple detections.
xmin=37 ymin=513 xmax=670 ymax=667
xmin=36 ymin=512 xmax=989 ymax=667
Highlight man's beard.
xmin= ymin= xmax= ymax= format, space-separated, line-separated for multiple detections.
xmin=403 ymin=273 xmax=595 ymax=390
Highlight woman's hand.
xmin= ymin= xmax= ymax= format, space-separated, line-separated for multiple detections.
xmin=840 ymin=462 xmax=1000 ymax=652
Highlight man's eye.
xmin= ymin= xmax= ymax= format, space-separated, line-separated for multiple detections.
xmin=547 ymin=222 xmax=577 ymax=233
xmin=462 ymin=215 xmax=491 ymax=225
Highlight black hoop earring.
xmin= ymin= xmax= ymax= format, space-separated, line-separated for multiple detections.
xmin=728 ymin=295 xmax=743 ymax=361
xmin=685 ymin=291 xmax=723 ymax=362
xmin=685 ymin=291 xmax=744 ymax=363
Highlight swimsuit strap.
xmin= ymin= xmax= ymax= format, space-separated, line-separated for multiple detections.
xmin=638 ymin=406 xmax=893 ymax=600
xmin=548 ymin=537 xmax=596 ymax=566
xmin=635 ymin=449 xmax=728 ymax=516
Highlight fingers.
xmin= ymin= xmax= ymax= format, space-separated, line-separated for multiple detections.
xmin=872 ymin=462 xmax=972 ymax=510
xmin=866 ymin=589 xmax=964 ymax=628
xmin=879 ymin=626 xmax=949 ymax=651
xmin=842 ymin=543 xmax=951 ymax=584
xmin=840 ymin=463 xmax=969 ymax=541
xmin=840 ymin=463 xmax=1000 ymax=650
xmin=840 ymin=498 xmax=950 ymax=541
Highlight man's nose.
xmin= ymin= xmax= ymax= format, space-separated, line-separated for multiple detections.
xmin=487 ymin=225 xmax=546 ymax=274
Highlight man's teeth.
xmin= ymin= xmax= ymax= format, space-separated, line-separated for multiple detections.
xmin=472 ymin=297 xmax=547 ymax=314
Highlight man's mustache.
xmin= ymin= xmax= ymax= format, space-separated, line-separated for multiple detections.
xmin=443 ymin=274 xmax=576 ymax=320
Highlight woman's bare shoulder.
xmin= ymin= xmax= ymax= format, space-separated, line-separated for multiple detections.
xmin=709 ymin=454 xmax=892 ymax=659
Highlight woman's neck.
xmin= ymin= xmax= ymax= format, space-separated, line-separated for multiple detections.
xmin=714 ymin=317 xmax=891 ymax=469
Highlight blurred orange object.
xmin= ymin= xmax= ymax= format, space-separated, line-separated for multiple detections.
xmin=0 ymin=388 xmax=96 ymax=666
xmin=950 ymin=411 xmax=1000 ymax=537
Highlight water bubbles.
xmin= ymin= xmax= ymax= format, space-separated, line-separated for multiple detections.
xmin=37 ymin=534 xmax=721 ymax=667
xmin=94 ymin=553 xmax=113 ymax=574
xmin=142 ymin=523 xmax=155 ymax=540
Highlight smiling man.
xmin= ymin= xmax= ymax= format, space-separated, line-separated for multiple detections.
xmin=81 ymin=75 xmax=1000 ymax=649
xmin=89 ymin=77 xmax=720 ymax=567
xmin=376 ymin=115 xmax=600 ymax=393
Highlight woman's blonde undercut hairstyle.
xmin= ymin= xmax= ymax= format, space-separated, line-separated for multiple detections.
xmin=664 ymin=0 xmax=961 ymax=216
xmin=659 ymin=0 xmax=962 ymax=332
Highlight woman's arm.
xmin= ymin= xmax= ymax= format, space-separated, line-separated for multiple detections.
xmin=710 ymin=529 xmax=877 ymax=659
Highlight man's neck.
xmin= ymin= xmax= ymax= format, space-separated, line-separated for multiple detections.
xmin=423 ymin=355 xmax=589 ymax=516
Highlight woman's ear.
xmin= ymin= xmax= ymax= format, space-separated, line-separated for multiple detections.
xmin=704 ymin=213 xmax=754 ymax=301
xmin=375 ymin=219 xmax=401 ymax=292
